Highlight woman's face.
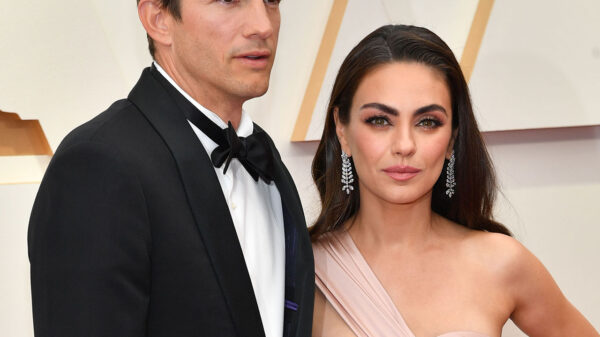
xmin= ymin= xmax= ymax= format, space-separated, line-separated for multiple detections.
xmin=336 ymin=62 xmax=454 ymax=206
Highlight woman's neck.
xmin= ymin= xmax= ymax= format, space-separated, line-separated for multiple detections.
xmin=349 ymin=191 xmax=441 ymax=251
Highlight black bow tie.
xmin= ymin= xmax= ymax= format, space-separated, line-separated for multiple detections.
xmin=209 ymin=121 xmax=275 ymax=183
xmin=150 ymin=65 xmax=275 ymax=183
xmin=185 ymin=105 xmax=275 ymax=183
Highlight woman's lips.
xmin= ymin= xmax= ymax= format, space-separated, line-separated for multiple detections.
xmin=382 ymin=166 xmax=421 ymax=181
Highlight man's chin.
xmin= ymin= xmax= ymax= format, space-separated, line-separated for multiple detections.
xmin=240 ymin=80 xmax=270 ymax=99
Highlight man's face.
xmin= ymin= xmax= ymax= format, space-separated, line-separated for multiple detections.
xmin=166 ymin=0 xmax=281 ymax=105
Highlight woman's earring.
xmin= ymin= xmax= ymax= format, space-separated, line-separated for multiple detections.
xmin=445 ymin=150 xmax=456 ymax=198
xmin=341 ymin=151 xmax=354 ymax=195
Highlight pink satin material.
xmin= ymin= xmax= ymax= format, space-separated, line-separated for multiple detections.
xmin=313 ymin=231 xmax=491 ymax=337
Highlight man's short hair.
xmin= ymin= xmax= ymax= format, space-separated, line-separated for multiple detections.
xmin=137 ymin=0 xmax=182 ymax=58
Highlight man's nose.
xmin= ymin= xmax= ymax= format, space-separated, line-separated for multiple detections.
xmin=243 ymin=0 xmax=276 ymax=40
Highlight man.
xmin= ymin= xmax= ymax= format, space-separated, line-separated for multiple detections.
xmin=27 ymin=0 xmax=314 ymax=336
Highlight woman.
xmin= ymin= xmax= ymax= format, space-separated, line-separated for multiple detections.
xmin=310 ymin=25 xmax=598 ymax=337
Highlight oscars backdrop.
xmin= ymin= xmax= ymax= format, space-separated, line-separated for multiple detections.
xmin=291 ymin=0 xmax=600 ymax=141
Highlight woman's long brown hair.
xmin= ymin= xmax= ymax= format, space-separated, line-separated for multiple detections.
xmin=310 ymin=25 xmax=511 ymax=241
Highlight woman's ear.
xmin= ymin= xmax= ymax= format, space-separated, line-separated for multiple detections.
xmin=446 ymin=129 xmax=458 ymax=159
xmin=334 ymin=108 xmax=351 ymax=156
xmin=138 ymin=0 xmax=173 ymax=50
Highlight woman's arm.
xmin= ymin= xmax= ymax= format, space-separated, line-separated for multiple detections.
xmin=506 ymin=239 xmax=598 ymax=336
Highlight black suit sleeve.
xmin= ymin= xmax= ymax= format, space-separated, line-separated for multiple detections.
xmin=28 ymin=140 xmax=151 ymax=337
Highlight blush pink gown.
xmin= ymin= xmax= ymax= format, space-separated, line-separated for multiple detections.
xmin=313 ymin=231 xmax=492 ymax=337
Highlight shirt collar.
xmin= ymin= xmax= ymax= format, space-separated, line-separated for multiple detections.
xmin=153 ymin=61 xmax=253 ymax=137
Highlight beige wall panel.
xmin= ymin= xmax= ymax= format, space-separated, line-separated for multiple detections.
xmin=470 ymin=0 xmax=600 ymax=131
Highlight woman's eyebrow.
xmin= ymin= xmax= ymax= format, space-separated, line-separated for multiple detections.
xmin=361 ymin=102 xmax=447 ymax=117
xmin=415 ymin=104 xmax=447 ymax=116
xmin=360 ymin=102 xmax=398 ymax=116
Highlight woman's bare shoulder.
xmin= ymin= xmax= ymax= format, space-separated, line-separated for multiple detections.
xmin=448 ymin=225 xmax=598 ymax=335
xmin=437 ymin=217 xmax=523 ymax=257
xmin=465 ymin=230 xmax=523 ymax=255
xmin=459 ymin=228 xmax=555 ymax=297
xmin=434 ymin=218 xmax=534 ymax=281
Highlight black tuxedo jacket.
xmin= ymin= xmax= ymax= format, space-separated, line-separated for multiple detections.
xmin=28 ymin=67 xmax=314 ymax=337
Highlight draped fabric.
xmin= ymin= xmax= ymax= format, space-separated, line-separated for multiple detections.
xmin=313 ymin=231 xmax=491 ymax=337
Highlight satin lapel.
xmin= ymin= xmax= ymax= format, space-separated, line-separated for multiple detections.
xmin=263 ymin=131 xmax=314 ymax=337
xmin=128 ymin=68 xmax=265 ymax=337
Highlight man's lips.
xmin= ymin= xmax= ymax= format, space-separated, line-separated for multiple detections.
xmin=235 ymin=50 xmax=271 ymax=60
xmin=234 ymin=50 xmax=271 ymax=68
xmin=382 ymin=165 xmax=421 ymax=181
xmin=236 ymin=50 xmax=271 ymax=57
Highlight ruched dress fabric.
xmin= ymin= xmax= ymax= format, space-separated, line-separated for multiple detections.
xmin=313 ymin=231 xmax=491 ymax=337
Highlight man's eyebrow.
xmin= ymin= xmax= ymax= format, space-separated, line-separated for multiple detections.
xmin=415 ymin=104 xmax=447 ymax=116
xmin=360 ymin=103 xmax=398 ymax=116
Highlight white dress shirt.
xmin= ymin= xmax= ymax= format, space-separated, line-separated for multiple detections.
xmin=155 ymin=63 xmax=285 ymax=337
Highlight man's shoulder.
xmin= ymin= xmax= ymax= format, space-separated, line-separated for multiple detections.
xmin=44 ymin=96 xmax=172 ymax=189
xmin=47 ymin=97 xmax=167 ymax=178
xmin=58 ymin=98 xmax=148 ymax=152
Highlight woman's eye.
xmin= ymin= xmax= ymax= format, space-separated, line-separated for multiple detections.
xmin=265 ymin=0 xmax=281 ymax=4
xmin=365 ymin=116 xmax=391 ymax=127
xmin=417 ymin=118 xmax=441 ymax=129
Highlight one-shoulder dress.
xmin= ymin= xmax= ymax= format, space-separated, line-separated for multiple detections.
xmin=313 ymin=231 xmax=492 ymax=337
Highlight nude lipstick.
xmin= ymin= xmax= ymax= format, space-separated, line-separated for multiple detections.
xmin=382 ymin=165 xmax=421 ymax=181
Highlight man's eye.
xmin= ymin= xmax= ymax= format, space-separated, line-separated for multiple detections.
xmin=265 ymin=0 xmax=281 ymax=4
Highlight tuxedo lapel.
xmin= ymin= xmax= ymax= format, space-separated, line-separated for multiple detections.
xmin=264 ymin=133 xmax=314 ymax=337
xmin=128 ymin=67 xmax=265 ymax=337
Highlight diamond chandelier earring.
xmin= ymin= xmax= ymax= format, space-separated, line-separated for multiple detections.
xmin=341 ymin=151 xmax=354 ymax=195
xmin=445 ymin=150 xmax=456 ymax=198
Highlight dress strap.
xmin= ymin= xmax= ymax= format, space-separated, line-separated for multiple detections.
xmin=313 ymin=231 xmax=415 ymax=337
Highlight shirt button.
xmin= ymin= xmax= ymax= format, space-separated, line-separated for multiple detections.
xmin=231 ymin=202 xmax=237 ymax=210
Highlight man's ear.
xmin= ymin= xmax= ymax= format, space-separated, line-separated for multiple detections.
xmin=138 ymin=0 xmax=173 ymax=49
xmin=446 ymin=129 xmax=457 ymax=159
xmin=334 ymin=107 xmax=351 ymax=156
